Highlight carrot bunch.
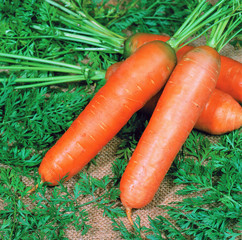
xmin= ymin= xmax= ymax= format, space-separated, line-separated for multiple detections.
xmin=32 ymin=0 xmax=225 ymax=188
xmin=119 ymin=3 xmax=242 ymax=223
xmin=123 ymin=33 xmax=242 ymax=103
xmin=31 ymin=0 xmax=241 ymax=223
xmin=105 ymin=58 xmax=242 ymax=136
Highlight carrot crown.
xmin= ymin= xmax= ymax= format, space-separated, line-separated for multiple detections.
xmin=167 ymin=0 xmax=237 ymax=51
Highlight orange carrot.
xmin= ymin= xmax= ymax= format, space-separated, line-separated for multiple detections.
xmin=38 ymin=41 xmax=176 ymax=186
xmin=142 ymin=88 xmax=242 ymax=135
xmin=105 ymin=62 xmax=122 ymax=81
xmin=120 ymin=46 xmax=221 ymax=219
xmin=124 ymin=32 xmax=193 ymax=61
xmin=195 ymin=89 xmax=242 ymax=134
xmin=124 ymin=33 xmax=242 ymax=102
xmin=105 ymin=62 xmax=242 ymax=135
xmin=123 ymin=33 xmax=170 ymax=58
xmin=216 ymin=56 xmax=242 ymax=103
xmin=37 ymin=0 xmax=228 ymax=187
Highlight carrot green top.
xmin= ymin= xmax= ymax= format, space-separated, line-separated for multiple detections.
xmin=9 ymin=0 xmax=237 ymax=55
xmin=167 ymin=0 xmax=241 ymax=52
xmin=206 ymin=1 xmax=241 ymax=52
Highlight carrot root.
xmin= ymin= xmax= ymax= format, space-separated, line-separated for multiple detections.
xmin=126 ymin=207 xmax=134 ymax=226
xmin=27 ymin=180 xmax=43 ymax=194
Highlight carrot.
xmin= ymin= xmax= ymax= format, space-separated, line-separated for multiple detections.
xmin=124 ymin=33 xmax=242 ymax=102
xmin=123 ymin=33 xmax=170 ymax=58
xmin=120 ymin=45 xmax=221 ymax=222
xmin=105 ymin=61 xmax=122 ymax=81
xmin=195 ymin=89 xmax=242 ymax=135
xmin=124 ymin=32 xmax=193 ymax=61
xmin=143 ymin=88 xmax=242 ymax=135
xmin=36 ymin=0 xmax=228 ymax=187
xmin=105 ymin=63 xmax=242 ymax=135
xmin=216 ymin=56 xmax=242 ymax=103
xmin=119 ymin=4 xmax=240 ymax=223
xmin=38 ymin=40 xmax=177 ymax=186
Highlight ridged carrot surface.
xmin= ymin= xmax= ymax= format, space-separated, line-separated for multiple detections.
xmin=120 ymin=46 xmax=221 ymax=212
xmin=38 ymin=41 xmax=176 ymax=185
xmin=142 ymin=88 xmax=242 ymax=135
xmin=106 ymin=62 xmax=242 ymax=135
xmin=123 ymin=33 xmax=242 ymax=102
xmin=123 ymin=33 xmax=170 ymax=58
xmin=216 ymin=56 xmax=242 ymax=103
xmin=195 ymin=89 xmax=242 ymax=134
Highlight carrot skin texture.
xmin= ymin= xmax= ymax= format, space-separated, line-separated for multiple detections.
xmin=123 ymin=33 xmax=170 ymax=58
xmin=142 ymin=89 xmax=242 ymax=135
xmin=105 ymin=61 xmax=122 ymax=81
xmin=216 ymin=56 xmax=242 ymax=103
xmin=120 ymin=46 xmax=221 ymax=209
xmin=124 ymin=33 xmax=242 ymax=102
xmin=106 ymin=62 xmax=242 ymax=135
xmin=39 ymin=41 xmax=176 ymax=186
xmin=195 ymin=89 xmax=242 ymax=134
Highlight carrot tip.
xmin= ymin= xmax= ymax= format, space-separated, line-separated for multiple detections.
xmin=126 ymin=207 xmax=134 ymax=226
xmin=27 ymin=180 xmax=43 ymax=195
xmin=27 ymin=183 xmax=39 ymax=194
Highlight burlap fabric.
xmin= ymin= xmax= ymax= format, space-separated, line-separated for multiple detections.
xmin=0 ymin=36 xmax=241 ymax=239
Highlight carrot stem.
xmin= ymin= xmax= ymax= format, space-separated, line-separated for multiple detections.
xmin=167 ymin=0 xmax=231 ymax=51
xmin=207 ymin=9 xmax=242 ymax=52
xmin=0 ymin=53 xmax=87 ymax=70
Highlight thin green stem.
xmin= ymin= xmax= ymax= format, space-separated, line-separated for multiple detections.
xmin=58 ymin=14 xmax=124 ymax=45
xmin=167 ymin=0 xmax=229 ymax=51
xmin=45 ymin=0 xmax=81 ymax=18
xmin=3 ymin=72 xmax=105 ymax=89
xmin=172 ymin=0 xmax=207 ymax=38
xmin=0 ymin=74 xmax=104 ymax=83
xmin=176 ymin=10 xmax=234 ymax=49
xmin=31 ymin=24 xmax=123 ymax=50
xmin=45 ymin=0 xmax=124 ymax=39
xmin=32 ymin=16 xmax=124 ymax=50
xmin=0 ymin=66 xmax=87 ymax=74
xmin=218 ymin=27 xmax=241 ymax=52
xmin=0 ymin=57 xmax=83 ymax=70
xmin=0 ymin=53 xmax=86 ymax=70
xmin=207 ymin=8 xmax=242 ymax=52
xmin=43 ymin=47 xmax=120 ymax=59
xmin=31 ymin=25 xmax=101 ymax=43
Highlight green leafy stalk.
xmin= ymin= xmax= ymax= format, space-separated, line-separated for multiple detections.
xmin=35 ymin=0 xmax=235 ymax=54
xmin=43 ymin=0 xmax=125 ymax=48
xmin=0 ymin=52 xmax=106 ymax=88
xmin=207 ymin=3 xmax=242 ymax=52
xmin=3 ymin=74 xmax=104 ymax=89
xmin=167 ymin=0 xmax=234 ymax=50
xmin=30 ymin=24 xmax=123 ymax=53
xmin=0 ymin=53 xmax=88 ymax=70
xmin=45 ymin=0 xmax=123 ymax=39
